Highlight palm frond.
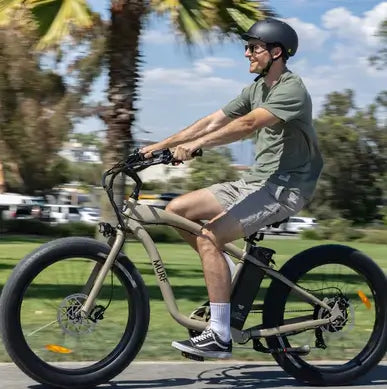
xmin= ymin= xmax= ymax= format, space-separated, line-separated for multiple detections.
xmin=150 ymin=0 xmax=274 ymax=45
xmin=0 ymin=0 xmax=93 ymax=49
xmin=0 ymin=0 xmax=22 ymax=23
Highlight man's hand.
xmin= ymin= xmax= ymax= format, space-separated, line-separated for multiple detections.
xmin=173 ymin=142 xmax=201 ymax=161
xmin=139 ymin=143 xmax=163 ymax=159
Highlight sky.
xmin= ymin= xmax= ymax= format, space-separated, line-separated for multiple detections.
xmin=81 ymin=0 xmax=387 ymax=165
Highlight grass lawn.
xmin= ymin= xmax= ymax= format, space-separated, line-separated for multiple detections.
xmin=0 ymin=236 xmax=386 ymax=363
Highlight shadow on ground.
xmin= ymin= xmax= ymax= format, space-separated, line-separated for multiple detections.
xmin=29 ymin=364 xmax=387 ymax=389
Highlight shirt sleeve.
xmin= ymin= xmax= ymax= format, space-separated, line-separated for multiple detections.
xmin=221 ymin=85 xmax=251 ymax=118
xmin=260 ymin=79 xmax=308 ymax=122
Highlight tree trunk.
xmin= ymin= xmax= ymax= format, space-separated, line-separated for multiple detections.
xmin=100 ymin=0 xmax=146 ymax=225
xmin=0 ymin=161 xmax=5 ymax=193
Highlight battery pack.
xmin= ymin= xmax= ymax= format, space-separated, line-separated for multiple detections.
xmin=230 ymin=246 xmax=275 ymax=330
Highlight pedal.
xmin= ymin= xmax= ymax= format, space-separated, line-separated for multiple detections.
xmin=181 ymin=351 xmax=204 ymax=361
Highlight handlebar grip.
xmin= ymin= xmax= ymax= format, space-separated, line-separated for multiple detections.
xmin=191 ymin=149 xmax=203 ymax=158
xmin=150 ymin=149 xmax=169 ymax=158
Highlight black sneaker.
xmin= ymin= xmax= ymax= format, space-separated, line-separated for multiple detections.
xmin=171 ymin=329 xmax=232 ymax=359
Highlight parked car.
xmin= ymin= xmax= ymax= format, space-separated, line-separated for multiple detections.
xmin=0 ymin=193 xmax=44 ymax=220
xmin=39 ymin=204 xmax=81 ymax=224
xmin=138 ymin=193 xmax=181 ymax=209
xmin=79 ymin=207 xmax=100 ymax=224
xmin=264 ymin=216 xmax=317 ymax=234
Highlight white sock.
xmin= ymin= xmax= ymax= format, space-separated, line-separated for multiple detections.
xmin=223 ymin=252 xmax=235 ymax=276
xmin=210 ymin=302 xmax=231 ymax=342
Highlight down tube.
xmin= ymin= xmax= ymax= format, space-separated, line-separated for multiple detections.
xmin=124 ymin=213 xmax=207 ymax=332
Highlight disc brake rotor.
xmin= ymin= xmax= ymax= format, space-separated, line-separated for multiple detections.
xmin=315 ymin=295 xmax=354 ymax=341
xmin=57 ymin=293 xmax=96 ymax=336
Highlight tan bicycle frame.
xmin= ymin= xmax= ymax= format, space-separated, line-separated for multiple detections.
xmin=82 ymin=198 xmax=335 ymax=343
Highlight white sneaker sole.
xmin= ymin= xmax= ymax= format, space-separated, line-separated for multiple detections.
xmin=171 ymin=341 xmax=232 ymax=359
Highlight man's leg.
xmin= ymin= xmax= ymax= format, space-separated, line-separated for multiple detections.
xmin=166 ymin=188 xmax=236 ymax=275
xmin=172 ymin=211 xmax=245 ymax=358
xmin=165 ymin=188 xmax=225 ymax=251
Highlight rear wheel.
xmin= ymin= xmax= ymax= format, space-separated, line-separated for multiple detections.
xmin=263 ymin=244 xmax=387 ymax=385
xmin=0 ymin=237 xmax=150 ymax=389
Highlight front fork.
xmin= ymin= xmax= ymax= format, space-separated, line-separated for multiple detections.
xmin=81 ymin=228 xmax=126 ymax=316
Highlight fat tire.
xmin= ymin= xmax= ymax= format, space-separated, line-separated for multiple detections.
xmin=0 ymin=237 xmax=150 ymax=389
xmin=262 ymin=244 xmax=387 ymax=386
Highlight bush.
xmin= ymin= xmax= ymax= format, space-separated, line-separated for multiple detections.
xmin=301 ymin=218 xmax=365 ymax=242
xmin=53 ymin=222 xmax=95 ymax=237
xmin=377 ymin=206 xmax=387 ymax=226
xmin=1 ymin=219 xmax=95 ymax=237
xmin=144 ymin=225 xmax=184 ymax=243
xmin=301 ymin=229 xmax=324 ymax=240
xmin=359 ymin=230 xmax=387 ymax=244
xmin=2 ymin=219 xmax=185 ymax=242
xmin=1 ymin=219 xmax=55 ymax=236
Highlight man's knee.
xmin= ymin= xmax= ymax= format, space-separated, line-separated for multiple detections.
xmin=197 ymin=226 xmax=225 ymax=249
xmin=165 ymin=197 xmax=187 ymax=217
xmin=198 ymin=212 xmax=245 ymax=248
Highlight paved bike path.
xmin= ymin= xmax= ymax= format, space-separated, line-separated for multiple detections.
xmin=1 ymin=361 xmax=387 ymax=389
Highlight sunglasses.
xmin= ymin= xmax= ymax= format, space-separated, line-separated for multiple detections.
xmin=244 ymin=44 xmax=268 ymax=54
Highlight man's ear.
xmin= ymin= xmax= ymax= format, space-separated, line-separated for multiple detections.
xmin=271 ymin=46 xmax=283 ymax=60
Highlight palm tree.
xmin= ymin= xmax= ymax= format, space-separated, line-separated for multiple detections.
xmin=0 ymin=0 xmax=273 ymax=217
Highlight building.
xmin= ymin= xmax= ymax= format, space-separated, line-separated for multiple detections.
xmin=59 ymin=140 xmax=101 ymax=164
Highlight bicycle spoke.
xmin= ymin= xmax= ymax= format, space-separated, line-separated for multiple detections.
xmin=20 ymin=257 xmax=131 ymax=366
xmin=283 ymin=263 xmax=376 ymax=364
xmin=27 ymin=319 xmax=58 ymax=337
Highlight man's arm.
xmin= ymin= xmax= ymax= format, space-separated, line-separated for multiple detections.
xmin=173 ymin=108 xmax=280 ymax=160
xmin=141 ymin=110 xmax=233 ymax=157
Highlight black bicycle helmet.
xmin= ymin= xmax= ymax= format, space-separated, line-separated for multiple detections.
xmin=242 ymin=18 xmax=298 ymax=58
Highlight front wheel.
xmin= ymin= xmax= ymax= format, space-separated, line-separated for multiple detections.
xmin=263 ymin=244 xmax=387 ymax=386
xmin=0 ymin=237 xmax=150 ymax=389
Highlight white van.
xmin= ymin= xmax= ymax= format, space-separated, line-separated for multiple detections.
xmin=0 ymin=193 xmax=43 ymax=220
xmin=40 ymin=204 xmax=81 ymax=224
xmin=0 ymin=193 xmax=38 ymax=206
xmin=266 ymin=216 xmax=317 ymax=234
xmin=260 ymin=216 xmax=318 ymax=234
xmin=283 ymin=217 xmax=317 ymax=233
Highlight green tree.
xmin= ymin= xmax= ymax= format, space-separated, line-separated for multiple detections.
xmin=187 ymin=148 xmax=239 ymax=191
xmin=309 ymin=90 xmax=386 ymax=223
xmin=369 ymin=19 xmax=387 ymax=213
xmin=0 ymin=13 xmax=74 ymax=193
xmin=0 ymin=5 xmax=104 ymax=193
xmin=369 ymin=19 xmax=387 ymax=69
xmin=67 ymin=162 xmax=105 ymax=186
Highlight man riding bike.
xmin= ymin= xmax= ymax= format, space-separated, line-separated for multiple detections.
xmin=141 ymin=17 xmax=323 ymax=359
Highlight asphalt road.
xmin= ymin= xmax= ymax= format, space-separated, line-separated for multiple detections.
xmin=1 ymin=361 xmax=387 ymax=389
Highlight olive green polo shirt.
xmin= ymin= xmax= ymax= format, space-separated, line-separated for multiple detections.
xmin=222 ymin=69 xmax=323 ymax=201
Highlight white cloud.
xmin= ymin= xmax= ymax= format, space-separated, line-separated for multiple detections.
xmin=296 ymin=58 xmax=387 ymax=117
xmin=284 ymin=17 xmax=329 ymax=51
xmin=322 ymin=2 xmax=387 ymax=47
xmin=143 ymin=66 xmax=243 ymax=91
xmin=143 ymin=56 xmax=240 ymax=91
xmin=193 ymin=56 xmax=237 ymax=75
xmin=362 ymin=2 xmax=387 ymax=46
xmin=141 ymin=29 xmax=175 ymax=44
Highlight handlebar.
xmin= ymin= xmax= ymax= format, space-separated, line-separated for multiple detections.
xmin=101 ymin=148 xmax=202 ymax=228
